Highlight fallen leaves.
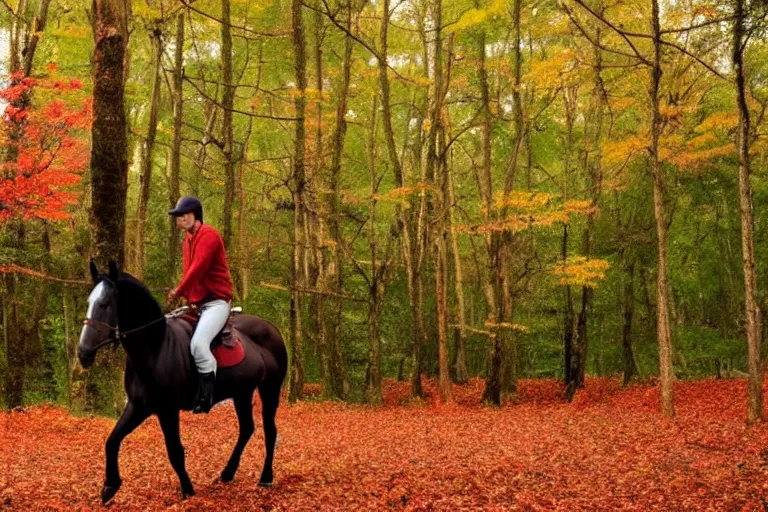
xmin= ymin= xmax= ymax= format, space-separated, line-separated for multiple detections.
xmin=3 ymin=377 xmax=768 ymax=510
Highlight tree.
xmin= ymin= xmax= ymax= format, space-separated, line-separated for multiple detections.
xmin=90 ymin=0 xmax=130 ymax=268
xmin=89 ymin=0 xmax=130 ymax=415
xmin=0 ymin=74 xmax=89 ymax=409
xmin=168 ymin=11 xmax=184 ymax=276
xmin=288 ymin=0 xmax=308 ymax=403
xmin=733 ymin=0 xmax=762 ymax=424
xmin=134 ymin=26 xmax=163 ymax=279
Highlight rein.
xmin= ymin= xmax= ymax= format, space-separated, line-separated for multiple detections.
xmin=82 ymin=305 xmax=190 ymax=352
xmin=82 ymin=316 xmax=168 ymax=350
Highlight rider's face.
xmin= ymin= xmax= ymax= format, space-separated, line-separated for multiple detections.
xmin=175 ymin=213 xmax=196 ymax=231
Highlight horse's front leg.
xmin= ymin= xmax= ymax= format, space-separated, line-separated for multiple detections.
xmin=103 ymin=401 xmax=150 ymax=504
xmin=158 ymin=411 xmax=195 ymax=498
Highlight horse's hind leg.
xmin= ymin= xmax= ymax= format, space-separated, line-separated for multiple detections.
xmin=102 ymin=401 xmax=150 ymax=504
xmin=258 ymin=383 xmax=280 ymax=487
xmin=158 ymin=411 xmax=195 ymax=498
xmin=221 ymin=393 xmax=256 ymax=482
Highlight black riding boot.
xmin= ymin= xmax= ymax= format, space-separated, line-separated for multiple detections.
xmin=193 ymin=372 xmax=215 ymax=414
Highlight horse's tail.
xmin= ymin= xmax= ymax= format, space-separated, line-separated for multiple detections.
xmin=234 ymin=315 xmax=288 ymax=384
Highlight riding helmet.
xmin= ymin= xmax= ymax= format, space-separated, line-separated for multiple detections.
xmin=168 ymin=196 xmax=203 ymax=222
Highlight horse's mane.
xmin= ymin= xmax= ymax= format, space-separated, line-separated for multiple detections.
xmin=102 ymin=272 xmax=164 ymax=320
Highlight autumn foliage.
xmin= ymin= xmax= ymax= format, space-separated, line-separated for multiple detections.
xmin=4 ymin=377 xmax=768 ymax=510
xmin=0 ymin=69 xmax=90 ymax=222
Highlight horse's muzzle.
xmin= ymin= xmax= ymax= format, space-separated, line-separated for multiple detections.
xmin=78 ymin=348 xmax=95 ymax=369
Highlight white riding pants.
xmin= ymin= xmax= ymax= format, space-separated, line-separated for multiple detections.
xmin=191 ymin=299 xmax=230 ymax=375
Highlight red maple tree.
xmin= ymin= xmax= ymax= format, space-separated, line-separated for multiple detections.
xmin=0 ymin=67 xmax=90 ymax=222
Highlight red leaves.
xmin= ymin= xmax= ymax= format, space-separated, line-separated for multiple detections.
xmin=0 ymin=68 xmax=90 ymax=222
xmin=4 ymin=378 xmax=768 ymax=510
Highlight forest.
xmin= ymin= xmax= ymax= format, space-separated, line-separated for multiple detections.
xmin=1 ymin=0 xmax=767 ymax=417
xmin=3 ymin=0 xmax=768 ymax=508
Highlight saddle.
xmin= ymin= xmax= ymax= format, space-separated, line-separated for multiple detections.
xmin=180 ymin=308 xmax=246 ymax=368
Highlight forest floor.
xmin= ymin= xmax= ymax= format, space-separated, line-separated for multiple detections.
xmin=2 ymin=377 xmax=768 ymax=511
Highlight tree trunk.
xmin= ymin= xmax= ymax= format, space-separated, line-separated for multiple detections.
xmin=288 ymin=0 xmax=307 ymax=403
xmin=621 ymin=259 xmax=639 ymax=385
xmin=484 ymin=0 xmax=522 ymax=404
xmin=193 ymin=100 xmax=219 ymax=196
xmin=651 ymin=0 xmax=675 ymax=417
xmin=3 ymin=258 xmax=22 ymax=409
xmin=325 ymin=4 xmax=354 ymax=400
xmin=734 ymin=0 xmax=762 ymax=424
xmin=221 ymin=0 xmax=235 ymax=250
xmin=364 ymin=96 xmax=382 ymax=404
xmin=22 ymin=0 xmax=53 ymax=76
xmin=378 ymin=0 xmax=423 ymax=398
xmin=236 ymin=118 xmax=254 ymax=301
xmin=562 ymin=87 xmax=576 ymax=394
xmin=429 ymin=0 xmax=451 ymax=403
xmin=135 ymin=28 xmax=163 ymax=279
xmin=9 ymin=0 xmax=28 ymax=74
xmin=90 ymin=0 xmax=130 ymax=267
xmin=88 ymin=0 xmax=130 ymax=416
xmin=306 ymin=0 xmax=329 ymax=398
xmin=168 ymin=12 xmax=184 ymax=276
xmin=448 ymin=151 xmax=468 ymax=384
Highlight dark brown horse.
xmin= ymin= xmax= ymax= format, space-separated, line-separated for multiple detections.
xmin=78 ymin=261 xmax=287 ymax=504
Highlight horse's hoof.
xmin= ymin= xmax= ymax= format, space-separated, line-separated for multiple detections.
xmin=258 ymin=481 xmax=273 ymax=488
xmin=101 ymin=480 xmax=121 ymax=504
xmin=221 ymin=468 xmax=235 ymax=483
xmin=181 ymin=486 xmax=196 ymax=499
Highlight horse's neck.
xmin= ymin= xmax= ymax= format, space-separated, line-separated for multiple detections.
xmin=117 ymin=277 xmax=167 ymax=363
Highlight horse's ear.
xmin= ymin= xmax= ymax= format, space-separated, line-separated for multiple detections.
xmin=89 ymin=259 xmax=98 ymax=283
xmin=108 ymin=260 xmax=119 ymax=282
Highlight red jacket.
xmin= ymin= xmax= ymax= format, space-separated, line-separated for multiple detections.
xmin=176 ymin=224 xmax=233 ymax=304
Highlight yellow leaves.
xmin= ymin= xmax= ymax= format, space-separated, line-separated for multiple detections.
xmin=448 ymin=0 xmax=506 ymax=33
xmin=410 ymin=76 xmax=434 ymax=88
xmin=695 ymin=111 xmax=738 ymax=134
xmin=660 ymin=112 xmax=737 ymax=171
xmin=319 ymin=239 xmax=337 ymax=249
xmin=132 ymin=2 xmax=163 ymax=19
xmin=373 ymin=183 xmax=440 ymax=206
xmin=668 ymin=145 xmax=733 ymax=169
xmin=493 ymin=191 xmax=553 ymax=212
xmin=688 ymin=132 xmax=717 ymax=149
xmin=659 ymin=104 xmax=682 ymax=121
xmin=552 ymin=257 xmax=610 ymax=288
xmin=461 ymin=192 xmax=596 ymax=235
xmin=523 ymin=50 xmax=578 ymax=88
xmin=602 ymin=136 xmax=647 ymax=168
xmin=563 ymin=200 xmax=595 ymax=215
xmin=610 ymin=97 xmax=636 ymax=111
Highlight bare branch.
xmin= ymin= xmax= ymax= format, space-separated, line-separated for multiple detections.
xmin=661 ymin=16 xmax=733 ymax=34
xmin=568 ymin=0 xmax=651 ymax=65
xmin=183 ymin=75 xmax=300 ymax=121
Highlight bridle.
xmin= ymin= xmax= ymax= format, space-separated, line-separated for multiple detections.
xmin=81 ymin=277 xmax=171 ymax=352
xmin=82 ymin=316 xmax=169 ymax=350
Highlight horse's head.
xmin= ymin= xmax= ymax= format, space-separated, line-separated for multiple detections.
xmin=78 ymin=260 xmax=121 ymax=369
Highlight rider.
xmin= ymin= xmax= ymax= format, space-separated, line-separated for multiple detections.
xmin=167 ymin=196 xmax=233 ymax=414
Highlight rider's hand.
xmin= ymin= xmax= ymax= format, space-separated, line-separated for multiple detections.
xmin=166 ymin=288 xmax=177 ymax=309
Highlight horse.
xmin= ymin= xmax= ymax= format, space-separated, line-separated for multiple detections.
xmin=77 ymin=261 xmax=288 ymax=504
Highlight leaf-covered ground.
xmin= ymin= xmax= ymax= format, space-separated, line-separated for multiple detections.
xmin=3 ymin=378 xmax=768 ymax=511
